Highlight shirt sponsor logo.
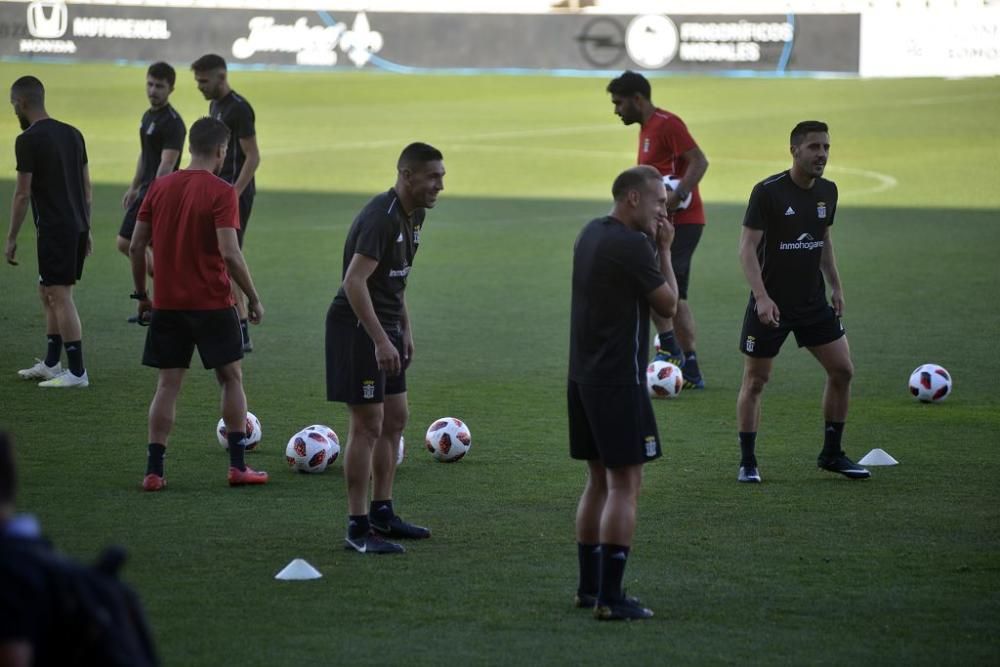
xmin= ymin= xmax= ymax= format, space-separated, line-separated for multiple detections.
xmin=231 ymin=11 xmax=382 ymax=67
xmin=388 ymin=265 xmax=411 ymax=278
xmin=778 ymin=233 xmax=824 ymax=251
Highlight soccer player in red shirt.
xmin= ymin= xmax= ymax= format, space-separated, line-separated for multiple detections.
xmin=129 ymin=117 xmax=267 ymax=491
xmin=607 ymin=71 xmax=710 ymax=388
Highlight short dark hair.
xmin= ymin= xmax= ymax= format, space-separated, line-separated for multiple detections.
xmin=606 ymin=70 xmax=651 ymax=100
xmin=189 ymin=117 xmax=230 ymax=156
xmin=791 ymin=120 xmax=829 ymax=146
xmin=191 ymin=54 xmax=227 ymax=73
xmin=397 ymin=142 xmax=443 ymax=171
xmin=10 ymin=75 xmax=44 ymax=108
xmin=612 ymin=165 xmax=662 ymax=201
xmin=147 ymin=61 xmax=176 ymax=87
xmin=0 ymin=431 xmax=15 ymax=506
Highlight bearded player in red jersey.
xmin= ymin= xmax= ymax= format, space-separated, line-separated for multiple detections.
xmin=607 ymin=71 xmax=709 ymax=389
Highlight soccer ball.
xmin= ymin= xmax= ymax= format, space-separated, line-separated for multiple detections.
xmin=285 ymin=425 xmax=339 ymax=473
xmin=647 ymin=360 xmax=683 ymax=399
xmin=663 ymin=175 xmax=692 ymax=210
xmin=216 ymin=411 xmax=262 ymax=450
xmin=908 ymin=364 xmax=953 ymax=403
xmin=425 ymin=417 xmax=471 ymax=463
xmin=302 ymin=425 xmax=341 ymax=466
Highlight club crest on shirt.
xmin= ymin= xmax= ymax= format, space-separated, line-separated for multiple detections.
xmin=817 ymin=202 xmax=827 ymax=219
xmin=642 ymin=137 xmax=650 ymax=154
xmin=413 ymin=223 xmax=421 ymax=244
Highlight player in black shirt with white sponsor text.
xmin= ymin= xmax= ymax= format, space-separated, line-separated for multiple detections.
xmin=569 ymin=165 xmax=678 ymax=620
xmin=192 ymin=54 xmax=261 ymax=352
xmin=5 ymin=76 xmax=92 ymax=388
xmin=736 ymin=121 xmax=869 ymax=483
xmin=116 ymin=62 xmax=186 ymax=276
xmin=327 ymin=143 xmax=444 ymax=555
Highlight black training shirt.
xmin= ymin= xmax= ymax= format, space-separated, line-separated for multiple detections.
xmin=14 ymin=118 xmax=89 ymax=233
xmin=137 ymin=104 xmax=185 ymax=193
xmin=329 ymin=189 xmax=425 ymax=327
xmin=569 ymin=216 xmax=666 ymax=386
xmin=210 ymin=91 xmax=255 ymax=196
xmin=743 ymin=171 xmax=838 ymax=321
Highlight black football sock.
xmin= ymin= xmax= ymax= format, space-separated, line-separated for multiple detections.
xmin=146 ymin=443 xmax=166 ymax=477
xmin=684 ymin=351 xmax=702 ymax=378
xmin=240 ymin=319 xmax=250 ymax=344
xmin=739 ymin=432 xmax=757 ymax=467
xmin=227 ymin=432 xmax=247 ymax=470
xmin=822 ymin=421 xmax=845 ymax=457
xmin=370 ymin=499 xmax=394 ymax=521
xmin=64 ymin=340 xmax=84 ymax=376
xmin=658 ymin=331 xmax=681 ymax=356
xmin=577 ymin=543 xmax=601 ymax=597
xmin=348 ymin=515 xmax=370 ymax=539
xmin=598 ymin=544 xmax=630 ymax=604
xmin=44 ymin=334 xmax=62 ymax=367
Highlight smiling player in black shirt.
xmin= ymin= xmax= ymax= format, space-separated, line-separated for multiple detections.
xmin=327 ymin=143 xmax=444 ymax=555
xmin=736 ymin=121 xmax=869 ymax=484
xmin=569 ymin=165 xmax=678 ymax=621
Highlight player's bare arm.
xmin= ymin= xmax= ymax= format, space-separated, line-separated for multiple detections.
xmin=668 ymin=146 xmax=709 ymax=210
xmin=129 ymin=219 xmax=153 ymax=317
xmin=820 ymin=226 xmax=845 ymax=316
xmin=5 ymin=171 xmax=32 ymax=265
xmin=217 ymin=227 xmax=263 ymax=324
xmin=342 ymin=252 xmax=400 ymax=376
xmin=155 ymin=148 xmax=181 ymax=178
xmin=233 ymin=135 xmax=260 ymax=197
xmin=739 ymin=226 xmax=780 ymax=327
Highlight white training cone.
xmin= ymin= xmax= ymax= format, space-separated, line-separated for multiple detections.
xmin=275 ymin=558 xmax=322 ymax=580
xmin=858 ymin=448 xmax=898 ymax=466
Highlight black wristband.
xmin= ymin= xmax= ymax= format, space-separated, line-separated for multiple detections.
xmin=130 ymin=291 xmax=149 ymax=301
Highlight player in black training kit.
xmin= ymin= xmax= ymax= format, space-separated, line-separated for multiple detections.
xmin=192 ymin=54 xmax=261 ymax=352
xmin=736 ymin=121 xmax=869 ymax=484
xmin=327 ymin=143 xmax=444 ymax=555
xmin=569 ymin=165 xmax=678 ymax=620
xmin=6 ymin=76 xmax=92 ymax=388
xmin=117 ymin=62 xmax=186 ymax=275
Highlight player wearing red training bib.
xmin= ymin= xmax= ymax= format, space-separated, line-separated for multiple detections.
xmin=608 ymin=71 xmax=710 ymax=389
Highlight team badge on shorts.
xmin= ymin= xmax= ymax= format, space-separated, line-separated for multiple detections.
xmin=817 ymin=202 xmax=827 ymax=219
xmin=644 ymin=436 xmax=657 ymax=458
xmin=362 ymin=380 xmax=375 ymax=400
xmin=745 ymin=335 xmax=756 ymax=353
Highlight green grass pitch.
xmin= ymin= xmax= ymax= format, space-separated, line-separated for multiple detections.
xmin=1 ymin=62 xmax=998 ymax=665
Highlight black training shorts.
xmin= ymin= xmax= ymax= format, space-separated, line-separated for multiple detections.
xmin=739 ymin=302 xmax=845 ymax=358
xmin=567 ymin=380 xmax=662 ymax=468
xmin=670 ymin=224 xmax=703 ymax=301
xmin=117 ymin=192 xmax=144 ymax=240
xmin=326 ymin=312 xmax=407 ymax=405
xmin=37 ymin=229 xmax=88 ymax=286
xmin=236 ymin=190 xmax=254 ymax=247
xmin=142 ymin=307 xmax=244 ymax=369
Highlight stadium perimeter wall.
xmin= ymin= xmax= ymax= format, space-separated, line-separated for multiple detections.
xmin=0 ymin=1 xmax=996 ymax=78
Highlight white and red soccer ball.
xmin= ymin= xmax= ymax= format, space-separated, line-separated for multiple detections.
xmin=425 ymin=417 xmax=471 ymax=463
xmin=663 ymin=175 xmax=692 ymax=210
xmin=285 ymin=425 xmax=340 ymax=473
xmin=647 ymin=360 xmax=683 ymax=399
xmin=216 ymin=411 xmax=262 ymax=450
xmin=908 ymin=364 xmax=953 ymax=403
